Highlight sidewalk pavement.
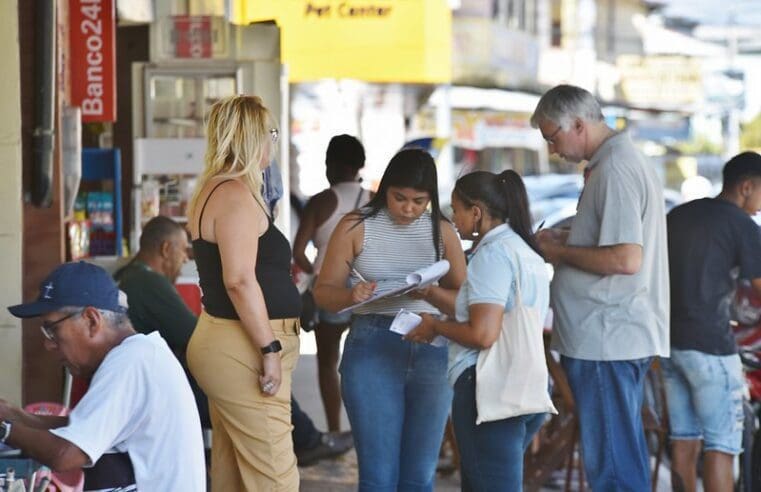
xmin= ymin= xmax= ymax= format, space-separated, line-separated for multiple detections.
xmin=292 ymin=331 xmax=678 ymax=491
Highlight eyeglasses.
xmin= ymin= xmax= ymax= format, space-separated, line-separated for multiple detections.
xmin=544 ymin=125 xmax=563 ymax=146
xmin=40 ymin=309 xmax=84 ymax=343
xmin=270 ymin=128 xmax=279 ymax=144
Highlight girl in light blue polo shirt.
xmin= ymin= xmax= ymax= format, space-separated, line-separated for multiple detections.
xmin=406 ymin=170 xmax=555 ymax=490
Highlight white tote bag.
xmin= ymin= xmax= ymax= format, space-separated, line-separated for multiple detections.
xmin=475 ymin=255 xmax=558 ymax=424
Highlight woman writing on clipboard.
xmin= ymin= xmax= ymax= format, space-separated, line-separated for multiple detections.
xmin=314 ymin=148 xmax=466 ymax=491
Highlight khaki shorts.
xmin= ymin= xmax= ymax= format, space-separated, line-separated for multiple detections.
xmin=187 ymin=311 xmax=301 ymax=491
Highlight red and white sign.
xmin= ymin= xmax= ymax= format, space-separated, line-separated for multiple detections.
xmin=173 ymin=16 xmax=213 ymax=59
xmin=69 ymin=0 xmax=116 ymax=122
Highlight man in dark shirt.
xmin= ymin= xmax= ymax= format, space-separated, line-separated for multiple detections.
xmin=117 ymin=216 xmax=352 ymax=466
xmin=114 ymin=217 xmax=196 ymax=354
xmin=114 ymin=216 xmax=208 ymax=428
xmin=663 ymin=151 xmax=761 ymax=492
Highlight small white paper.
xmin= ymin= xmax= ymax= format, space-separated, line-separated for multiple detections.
xmin=389 ymin=309 xmax=448 ymax=347
xmin=389 ymin=309 xmax=422 ymax=336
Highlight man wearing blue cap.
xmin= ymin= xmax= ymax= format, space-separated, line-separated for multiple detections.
xmin=0 ymin=261 xmax=206 ymax=491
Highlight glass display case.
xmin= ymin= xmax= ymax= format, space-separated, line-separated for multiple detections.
xmin=144 ymin=67 xmax=237 ymax=138
xmin=131 ymin=59 xmax=289 ymax=251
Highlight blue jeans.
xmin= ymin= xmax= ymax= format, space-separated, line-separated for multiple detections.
xmin=561 ymin=356 xmax=653 ymax=492
xmin=451 ymin=366 xmax=546 ymax=491
xmin=340 ymin=314 xmax=453 ymax=492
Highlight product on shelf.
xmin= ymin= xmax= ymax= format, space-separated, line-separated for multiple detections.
xmin=68 ymin=219 xmax=91 ymax=260
xmin=140 ymin=174 xmax=196 ymax=224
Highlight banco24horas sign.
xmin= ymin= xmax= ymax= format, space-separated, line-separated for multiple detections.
xmin=69 ymin=0 xmax=116 ymax=122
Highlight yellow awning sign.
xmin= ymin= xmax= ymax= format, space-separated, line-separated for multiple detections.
xmin=232 ymin=1 xmax=452 ymax=84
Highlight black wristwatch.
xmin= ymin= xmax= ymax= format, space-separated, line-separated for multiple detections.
xmin=261 ymin=340 xmax=282 ymax=355
xmin=0 ymin=420 xmax=11 ymax=444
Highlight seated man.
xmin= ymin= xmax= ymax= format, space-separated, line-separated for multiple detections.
xmin=116 ymin=216 xmax=352 ymax=466
xmin=0 ymin=261 xmax=205 ymax=491
xmin=113 ymin=216 xmax=210 ymax=427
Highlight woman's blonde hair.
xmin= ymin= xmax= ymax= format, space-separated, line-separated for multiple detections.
xmin=188 ymin=95 xmax=273 ymax=217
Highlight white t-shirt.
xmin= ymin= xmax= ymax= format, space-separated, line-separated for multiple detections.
xmin=51 ymin=332 xmax=206 ymax=491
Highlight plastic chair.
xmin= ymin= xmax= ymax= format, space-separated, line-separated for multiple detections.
xmin=23 ymin=402 xmax=68 ymax=417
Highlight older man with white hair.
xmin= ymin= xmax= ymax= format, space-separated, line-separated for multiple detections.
xmin=0 ymin=261 xmax=205 ymax=491
xmin=532 ymin=84 xmax=669 ymax=491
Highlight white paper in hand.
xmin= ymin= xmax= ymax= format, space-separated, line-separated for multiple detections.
xmin=389 ymin=309 xmax=448 ymax=347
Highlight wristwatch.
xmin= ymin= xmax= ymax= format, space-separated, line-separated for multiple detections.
xmin=261 ymin=340 xmax=282 ymax=355
xmin=0 ymin=420 xmax=11 ymax=444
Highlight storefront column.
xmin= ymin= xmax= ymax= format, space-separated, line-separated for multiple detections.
xmin=0 ymin=0 xmax=24 ymax=406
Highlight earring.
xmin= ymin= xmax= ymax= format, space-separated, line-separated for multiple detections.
xmin=472 ymin=218 xmax=481 ymax=237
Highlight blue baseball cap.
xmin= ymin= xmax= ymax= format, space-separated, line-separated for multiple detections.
xmin=8 ymin=261 xmax=128 ymax=318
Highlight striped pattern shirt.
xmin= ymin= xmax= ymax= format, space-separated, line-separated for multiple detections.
xmin=352 ymin=208 xmax=444 ymax=316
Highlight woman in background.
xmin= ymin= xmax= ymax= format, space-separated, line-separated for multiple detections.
xmin=314 ymin=148 xmax=466 ymax=491
xmin=293 ymin=134 xmax=371 ymax=432
xmin=186 ymin=95 xmax=301 ymax=491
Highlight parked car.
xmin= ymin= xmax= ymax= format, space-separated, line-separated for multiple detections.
xmin=525 ymin=173 xmax=683 ymax=231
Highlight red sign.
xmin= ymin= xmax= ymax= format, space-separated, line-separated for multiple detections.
xmin=69 ymin=0 xmax=116 ymax=122
xmin=173 ymin=16 xmax=213 ymax=59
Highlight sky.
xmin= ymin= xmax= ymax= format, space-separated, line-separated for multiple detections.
xmin=656 ymin=0 xmax=761 ymax=27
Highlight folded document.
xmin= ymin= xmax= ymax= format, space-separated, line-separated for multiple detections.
xmin=389 ymin=309 xmax=447 ymax=348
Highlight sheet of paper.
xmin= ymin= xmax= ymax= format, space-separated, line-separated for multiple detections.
xmin=405 ymin=260 xmax=451 ymax=290
xmin=389 ymin=309 xmax=422 ymax=336
xmin=389 ymin=309 xmax=447 ymax=347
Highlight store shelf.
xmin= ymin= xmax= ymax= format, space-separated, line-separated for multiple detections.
xmin=81 ymin=148 xmax=123 ymax=257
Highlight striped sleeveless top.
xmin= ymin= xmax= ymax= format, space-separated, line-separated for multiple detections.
xmin=352 ymin=208 xmax=443 ymax=316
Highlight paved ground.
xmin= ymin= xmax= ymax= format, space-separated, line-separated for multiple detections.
xmin=293 ymin=331 xmax=680 ymax=491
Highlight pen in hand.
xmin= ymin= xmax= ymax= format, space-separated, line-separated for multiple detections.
xmin=346 ymin=261 xmax=369 ymax=283
xmin=535 ymin=220 xmax=546 ymax=233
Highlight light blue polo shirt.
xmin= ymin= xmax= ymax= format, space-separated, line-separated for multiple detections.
xmin=448 ymin=224 xmax=550 ymax=386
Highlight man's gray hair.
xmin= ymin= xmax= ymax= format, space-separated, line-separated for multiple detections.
xmin=59 ymin=306 xmax=131 ymax=331
xmin=530 ymin=84 xmax=604 ymax=130
xmin=100 ymin=309 xmax=130 ymax=330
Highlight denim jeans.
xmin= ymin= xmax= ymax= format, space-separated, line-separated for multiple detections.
xmin=561 ymin=356 xmax=652 ymax=492
xmin=451 ymin=366 xmax=546 ymax=492
xmin=292 ymin=395 xmax=320 ymax=451
xmin=340 ymin=314 xmax=453 ymax=492
xmin=661 ymin=350 xmax=745 ymax=454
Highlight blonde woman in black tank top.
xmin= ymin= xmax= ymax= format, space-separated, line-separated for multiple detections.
xmin=185 ymin=95 xmax=301 ymax=491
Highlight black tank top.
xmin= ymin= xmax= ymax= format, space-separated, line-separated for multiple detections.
xmin=192 ymin=180 xmax=302 ymax=320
